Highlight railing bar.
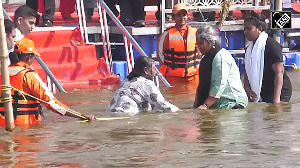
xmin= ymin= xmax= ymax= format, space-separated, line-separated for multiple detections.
xmin=98 ymin=3 xmax=112 ymax=74
xmin=99 ymin=0 xmax=171 ymax=87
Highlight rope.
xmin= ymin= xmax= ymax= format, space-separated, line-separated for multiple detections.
xmin=1 ymin=84 xmax=48 ymax=104
xmin=0 ymin=85 xmax=13 ymax=119
xmin=0 ymin=85 xmax=87 ymax=120
xmin=0 ymin=85 xmax=13 ymax=103
xmin=0 ymin=85 xmax=130 ymax=122
xmin=224 ymin=31 xmax=229 ymax=48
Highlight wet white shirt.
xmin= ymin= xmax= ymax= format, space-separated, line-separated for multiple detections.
xmin=107 ymin=76 xmax=179 ymax=115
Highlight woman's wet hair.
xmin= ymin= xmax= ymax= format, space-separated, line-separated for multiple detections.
xmin=127 ymin=56 xmax=154 ymax=81
xmin=196 ymin=25 xmax=221 ymax=48
xmin=4 ymin=19 xmax=15 ymax=34
xmin=244 ymin=11 xmax=268 ymax=31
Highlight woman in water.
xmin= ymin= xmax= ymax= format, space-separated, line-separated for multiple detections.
xmin=107 ymin=56 xmax=179 ymax=115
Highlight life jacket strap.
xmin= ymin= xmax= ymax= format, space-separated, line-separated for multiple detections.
xmin=164 ymin=61 xmax=199 ymax=69
xmin=0 ymin=91 xmax=42 ymax=120
xmin=165 ymin=49 xmax=194 ymax=57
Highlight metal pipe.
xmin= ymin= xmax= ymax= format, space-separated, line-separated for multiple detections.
xmin=99 ymin=0 xmax=171 ymax=87
xmin=2 ymin=7 xmax=11 ymax=20
xmin=35 ymin=56 xmax=66 ymax=93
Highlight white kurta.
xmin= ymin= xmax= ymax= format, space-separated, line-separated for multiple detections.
xmin=107 ymin=76 xmax=179 ymax=115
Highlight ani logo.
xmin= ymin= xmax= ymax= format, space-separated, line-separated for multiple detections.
xmin=271 ymin=11 xmax=292 ymax=29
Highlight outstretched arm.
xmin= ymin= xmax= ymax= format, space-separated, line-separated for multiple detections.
xmin=24 ymin=71 xmax=94 ymax=120
xmin=65 ymin=109 xmax=95 ymax=121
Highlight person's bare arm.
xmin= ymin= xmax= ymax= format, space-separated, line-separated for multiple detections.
xmin=272 ymin=62 xmax=284 ymax=104
xmin=244 ymin=72 xmax=257 ymax=102
xmin=198 ymin=96 xmax=218 ymax=109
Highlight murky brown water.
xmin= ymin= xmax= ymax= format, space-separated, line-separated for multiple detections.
xmin=1 ymin=72 xmax=300 ymax=167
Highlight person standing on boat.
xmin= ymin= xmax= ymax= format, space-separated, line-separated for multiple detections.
xmin=157 ymin=3 xmax=200 ymax=79
xmin=8 ymin=5 xmax=38 ymax=64
xmin=26 ymin=0 xmax=55 ymax=27
xmin=193 ymin=25 xmax=248 ymax=109
xmin=107 ymin=56 xmax=179 ymax=115
xmin=243 ymin=14 xmax=292 ymax=104
xmin=59 ymin=0 xmax=76 ymax=20
xmin=13 ymin=5 xmax=38 ymax=46
xmin=0 ymin=38 xmax=94 ymax=126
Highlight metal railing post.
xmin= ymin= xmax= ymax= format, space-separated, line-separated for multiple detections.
xmin=98 ymin=0 xmax=171 ymax=87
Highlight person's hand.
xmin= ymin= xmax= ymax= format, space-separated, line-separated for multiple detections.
xmin=246 ymin=89 xmax=257 ymax=102
xmin=84 ymin=115 xmax=96 ymax=122
xmin=198 ymin=104 xmax=208 ymax=110
xmin=273 ymin=98 xmax=280 ymax=105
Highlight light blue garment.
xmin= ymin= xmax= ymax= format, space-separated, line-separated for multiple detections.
xmin=209 ymin=48 xmax=248 ymax=109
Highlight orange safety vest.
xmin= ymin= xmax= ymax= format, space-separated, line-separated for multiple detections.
xmin=0 ymin=66 xmax=41 ymax=126
xmin=158 ymin=26 xmax=200 ymax=77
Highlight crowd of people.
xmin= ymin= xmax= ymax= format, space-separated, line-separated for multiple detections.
xmin=1 ymin=5 xmax=95 ymax=126
xmin=1 ymin=3 xmax=293 ymax=126
xmin=12 ymin=0 xmax=147 ymax=27
xmin=107 ymin=3 xmax=292 ymax=113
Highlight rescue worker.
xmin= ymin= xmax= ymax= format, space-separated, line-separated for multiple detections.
xmin=157 ymin=3 xmax=200 ymax=80
xmin=0 ymin=38 xmax=94 ymax=126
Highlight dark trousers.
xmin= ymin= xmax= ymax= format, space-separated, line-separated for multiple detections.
xmin=26 ymin=0 xmax=55 ymax=22
xmin=119 ymin=0 xmax=145 ymax=25
xmin=105 ymin=0 xmax=119 ymax=17
xmin=60 ymin=0 xmax=76 ymax=17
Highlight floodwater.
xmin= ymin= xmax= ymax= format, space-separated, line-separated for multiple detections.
xmin=1 ymin=72 xmax=300 ymax=167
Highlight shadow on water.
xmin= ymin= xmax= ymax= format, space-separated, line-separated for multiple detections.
xmin=0 ymin=72 xmax=300 ymax=167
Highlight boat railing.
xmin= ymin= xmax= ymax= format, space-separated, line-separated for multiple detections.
xmin=76 ymin=0 xmax=171 ymax=87
xmin=161 ymin=0 xmax=270 ymax=31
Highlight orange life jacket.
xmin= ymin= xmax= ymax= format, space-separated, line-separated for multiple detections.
xmin=0 ymin=66 xmax=41 ymax=126
xmin=159 ymin=26 xmax=200 ymax=77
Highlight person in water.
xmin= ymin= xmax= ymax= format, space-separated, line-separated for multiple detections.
xmin=193 ymin=25 xmax=248 ymax=109
xmin=107 ymin=56 xmax=179 ymax=115
xmin=243 ymin=12 xmax=292 ymax=104
xmin=0 ymin=38 xmax=94 ymax=126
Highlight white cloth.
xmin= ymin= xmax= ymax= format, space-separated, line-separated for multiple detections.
xmin=15 ymin=28 xmax=24 ymax=42
xmin=107 ymin=76 xmax=179 ymax=115
xmin=8 ymin=29 xmax=24 ymax=65
xmin=9 ymin=28 xmax=24 ymax=53
xmin=245 ymin=31 xmax=268 ymax=102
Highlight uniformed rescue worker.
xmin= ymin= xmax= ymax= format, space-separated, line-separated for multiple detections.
xmin=157 ymin=3 xmax=200 ymax=79
xmin=0 ymin=38 xmax=94 ymax=126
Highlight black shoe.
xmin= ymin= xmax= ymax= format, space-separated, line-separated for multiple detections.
xmin=40 ymin=20 xmax=53 ymax=27
xmin=35 ymin=14 xmax=40 ymax=26
xmin=225 ymin=15 xmax=234 ymax=21
xmin=133 ymin=20 xmax=145 ymax=27
xmin=120 ymin=18 xmax=134 ymax=26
